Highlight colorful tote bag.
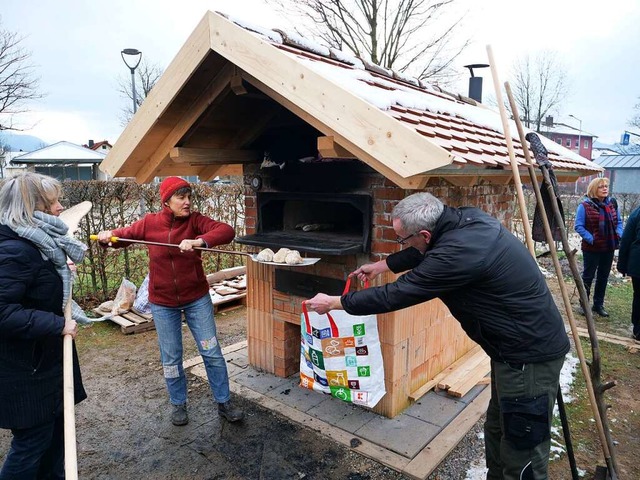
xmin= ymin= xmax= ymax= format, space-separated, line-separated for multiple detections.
xmin=299 ymin=279 xmax=386 ymax=408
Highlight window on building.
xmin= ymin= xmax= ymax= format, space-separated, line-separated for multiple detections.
xmin=575 ymin=139 xmax=579 ymax=147
xmin=583 ymin=139 xmax=590 ymax=149
xmin=566 ymin=138 xmax=571 ymax=147
xmin=556 ymin=138 xmax=561 ymax=144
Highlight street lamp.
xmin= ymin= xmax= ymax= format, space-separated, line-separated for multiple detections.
xmin=121 ymin=48 xmax=142 ymax=114
xmin=569 ymin=114 xmax=582 ymax=157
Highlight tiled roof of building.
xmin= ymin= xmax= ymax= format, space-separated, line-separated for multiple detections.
xmin=256 ymin=27 xmax=599 ymax=174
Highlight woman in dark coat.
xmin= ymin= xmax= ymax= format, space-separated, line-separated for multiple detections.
xmin=574 ymin=177 xmax=623 ymax=317
xmin=617 ymin=205 xmax=640 ymax=341
xmin=0 ymin=173 xmax=87 ymax=479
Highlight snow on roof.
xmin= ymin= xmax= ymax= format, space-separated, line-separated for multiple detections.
xmin=12 ymin=141 xmax=106 ymax=164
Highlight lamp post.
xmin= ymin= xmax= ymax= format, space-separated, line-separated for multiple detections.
xmin=569 ymin=114 xmax=582 ymax=157
xmin=121 ymin=48 xmax=142 ymax=114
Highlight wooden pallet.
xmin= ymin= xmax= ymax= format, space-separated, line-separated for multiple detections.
xmin=213 ymin=292 xmax=247 ymax=313
xmin=94 ymin=308 xmax=155 ymax=335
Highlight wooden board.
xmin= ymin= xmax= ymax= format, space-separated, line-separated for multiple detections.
xmin=94 ymin=308 xmax=155 ymax=335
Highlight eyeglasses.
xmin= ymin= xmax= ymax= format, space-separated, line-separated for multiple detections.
xmin=396 ymin=232 xmax=419 ymax=245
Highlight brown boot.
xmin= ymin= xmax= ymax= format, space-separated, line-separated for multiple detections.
xmin=218 ymin=401 xmax=244 ymax=422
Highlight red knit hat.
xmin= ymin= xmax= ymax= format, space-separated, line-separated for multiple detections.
xmin=159 ymin=177 xmax=190 ymax=203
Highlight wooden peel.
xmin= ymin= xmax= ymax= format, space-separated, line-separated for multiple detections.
xmin=89 ymin=235 xmax=251 ymax=256
xmin=59 ymin=200 xmax=92 ymax=480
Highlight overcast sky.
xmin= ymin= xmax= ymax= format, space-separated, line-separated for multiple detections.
xmin=1 ymin=0 xmax=639 ymax=147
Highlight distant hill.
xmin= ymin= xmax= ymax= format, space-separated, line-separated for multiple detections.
xmin=0 ymin=133 xmax=48 ymax=152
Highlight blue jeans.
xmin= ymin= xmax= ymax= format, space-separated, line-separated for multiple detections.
xmin=150 ymin=294 xmax=230 ymax=405
xmin=0 ymin=415 xmax=64 ymax=480
xmin=582 ymin=250 xmax=615 ymax=308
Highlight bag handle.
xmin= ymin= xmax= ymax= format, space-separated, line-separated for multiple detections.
xmin=302 ymin=301 xmax=339 ymax=336
xmin=342 ymin=276 xmax=370 ymax=295
xmin=302 ymin=277 xmax=370 ymax=335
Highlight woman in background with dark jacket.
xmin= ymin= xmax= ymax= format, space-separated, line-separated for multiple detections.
xmin=617 ymin=205 xmax=640 ymax=340
xmin=575 ymin=177 xmax=623 ymax=317
xmin=0 ymin=173 xmax=86 ymax=479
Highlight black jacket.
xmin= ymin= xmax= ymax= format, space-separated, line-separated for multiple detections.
xmin=618 ymin=206 xmax=640 ymax=278
xmin=342 ymin=206 xmax=570 ymax=364
xmin=0 ymin=224 xmax=86 ymax=429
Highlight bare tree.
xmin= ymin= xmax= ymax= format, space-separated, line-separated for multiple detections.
xmin=0 ymin=21 xmax=42 ymax=132
xmin=630 ymin=97 xmax=640 ymax=130
xmin=508 ymin=51 xmax=569 ymax=132
xmin=117 ymin=59 xmax=163 ymax=125
xmin=270 ymin=0 xmax=469 ymax=83
xmin=0 ymin=139 xmax=9 ymax=178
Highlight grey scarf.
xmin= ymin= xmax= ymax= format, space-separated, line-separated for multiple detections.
xmin=12 ymin=211 xmax=92 ymax=324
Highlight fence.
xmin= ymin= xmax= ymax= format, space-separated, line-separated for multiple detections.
xmin=61 ymin=180 xmax=246 ymax=306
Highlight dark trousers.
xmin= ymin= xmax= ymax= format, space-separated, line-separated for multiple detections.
xmin=633 ymin=277 xmax=640 ymax=338
xmin=582 ymin=250 xmax=615 ymax=308
xmin=484 ymin=357 xmax=564 ymax=480
xmin=0 ymin=415 xmax=64 ymax=480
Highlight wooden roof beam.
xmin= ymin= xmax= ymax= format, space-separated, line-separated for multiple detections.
xmin=134 ymin=62 xmax=235 ymax=183
xmin=317 ymin=136 xmax=357 ymax=159
xmin=170 ymin=147 xmax=260 ymax=164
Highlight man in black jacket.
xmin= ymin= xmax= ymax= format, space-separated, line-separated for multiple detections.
xmin=306 ymin=192 xmax=569 ymax=480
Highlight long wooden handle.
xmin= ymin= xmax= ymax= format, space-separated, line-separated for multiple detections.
xmin=486 ymin=45 xmax=536 ymax=258
xmin=63 ymin=297 xmax=78 ymax=480
xmin=89 ymin=235 xmax=250 ymax=256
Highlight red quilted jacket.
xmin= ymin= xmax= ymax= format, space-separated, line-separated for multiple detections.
xmin=111 ymin=208 xmax=235 ymax=307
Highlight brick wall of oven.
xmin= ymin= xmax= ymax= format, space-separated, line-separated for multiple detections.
xmin=243 ymin=164 xmax=517 ymax=417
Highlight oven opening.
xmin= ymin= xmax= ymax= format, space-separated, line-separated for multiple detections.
xmin=236 ymin=192 xmax=371 ymax=255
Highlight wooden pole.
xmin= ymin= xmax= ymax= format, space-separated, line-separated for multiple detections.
xmin=63 ymin=297 xmax=78 ymax=480
xmin=504 ymin=82 xmax=618 ymax=479
xmin=486 ymin=45 xmax=535 ymax=258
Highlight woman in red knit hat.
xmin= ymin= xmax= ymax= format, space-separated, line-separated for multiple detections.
xmin=97 ymin=177 xmax=243 ymax=425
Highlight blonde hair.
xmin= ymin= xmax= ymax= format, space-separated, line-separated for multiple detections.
xmin=0 ymin=172 xmax=62 ymax=228
xmin=586 ymin=177 xmax=609 ymax=199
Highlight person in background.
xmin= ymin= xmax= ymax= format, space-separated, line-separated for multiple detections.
xmin=305 ymin=192 xmax=569 ymax=480
xmin=97 ymin=177 xmax=243 ymax=426
xmin=574 ymin=177 xmax=623 ymax=317
xmin=617 ymin=204 xmax=640 ymax=341
xmin=0 ymin=172 xmax=87 ymax=479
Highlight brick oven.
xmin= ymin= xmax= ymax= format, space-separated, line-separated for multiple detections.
xmin=238 ymin=154 xmax=518 ymax=417
xmin=99 ymin=11 xmax=602 ymax=418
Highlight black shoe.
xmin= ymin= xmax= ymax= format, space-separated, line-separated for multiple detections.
xmin=633 ymin=333 xmax=640 ymax=342
xmin=218 ymin=401 xmax=244 ymax=422
xmin=577 ymin=305 xmax=586 ymax=316
xmin=592 ymin=306 xmax=609 ymax=317
xmin=171 ymin=404 xmax=188 ymax=426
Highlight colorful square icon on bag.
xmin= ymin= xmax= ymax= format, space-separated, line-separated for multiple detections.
xmin=314 ymin=372 xmax=328 ymax=386
xmin=300 ymin=373 xmax=315 ymax=390
xmin=330 ymin=386 xmax=352 ymax=402
xmin=312 ymin=326 xmax=332 ymax=339
xmin=357 ymin=366 xmax=371 ymax=377
xmin=322 ymin=337 xmax=346 ymax=357
xmin=345 ymin=355 xmax=357 ymax=367
xmin=352 ymin=391 xmax=369 ymax=405
xmin=355 ymin=345 xmax=369 ymax=356
xmin=327 ymin=370 xmax=348 ymax=387
xmin=309 ymin=347 xmax=324 ymax=369
xmin=348 ymin=379 xmax=360 ymax=389
xmin=353 ymin=324 xmax=366 ymax=336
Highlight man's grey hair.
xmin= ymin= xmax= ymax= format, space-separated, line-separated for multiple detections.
xmin=392 ymin=192 xmax=444 ymax=232
xmin=0 ymin=172 xmax=62 ymax=229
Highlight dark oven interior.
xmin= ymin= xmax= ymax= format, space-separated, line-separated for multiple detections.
xmin=237 ymin=192 xmax=371 ymax=255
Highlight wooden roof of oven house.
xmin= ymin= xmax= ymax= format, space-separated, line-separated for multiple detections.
xmin=100 ymin=11 xmax=602 ymax=188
